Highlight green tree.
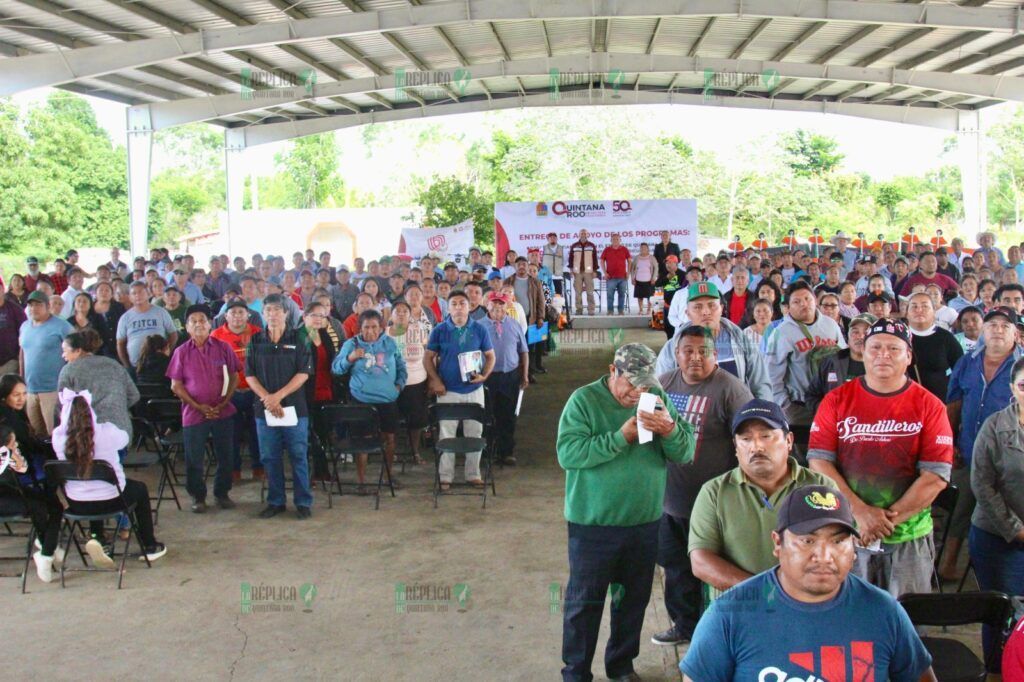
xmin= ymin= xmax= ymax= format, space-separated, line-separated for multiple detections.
xmin=781 ymin=129 xmax=844 ymax=177
xmin=274 ymin=133 xmax=344 ymax=208
xmin=873 ymin=182 xmax=904 ymax=224
xmin=415 ymin=177 xmax=494 ymax=246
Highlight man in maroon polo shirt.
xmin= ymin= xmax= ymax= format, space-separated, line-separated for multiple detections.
xmin=167 ymin=304 xmax=242 ymax=513
xmin=601 ymin=233 xmax=632 ymax=315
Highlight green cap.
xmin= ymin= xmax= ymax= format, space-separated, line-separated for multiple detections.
xmin=26 ymin=291 xmax=48 ymax=305
xmin=686 ymin=281 xmax=720 ymax=302
xmin=849 ymin=312 xmax=877 ymax=329
xmin=612 ymin=343 xmax=659 ymax=388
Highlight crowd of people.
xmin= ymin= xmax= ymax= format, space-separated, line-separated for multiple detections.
xmin=556 ymin=229 xmax=1024 ymax=681
xmin=0 ymin=245 xmax=544 ymax=581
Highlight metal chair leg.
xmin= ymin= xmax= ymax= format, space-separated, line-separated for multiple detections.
xmin=21 ymin=526 xmax=36 ymax=594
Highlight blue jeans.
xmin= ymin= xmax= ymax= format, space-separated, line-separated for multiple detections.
xmin=183 ymin=416 xmax=234 ymax=501
xmin=255 ymin=417 xmax=312 ymax=509
xmin=230 ymin=390 xmax=261 ymax=471
xmin=969 ymin=524 xmax=1024 ymax=669
xmin=561 ymin=520 xmax=659 ymax=681
xmin=606 ymin=278 xmax=627 ymax=314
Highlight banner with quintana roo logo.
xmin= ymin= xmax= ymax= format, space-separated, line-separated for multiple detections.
xmin=494 ymin=199 xmax=698 ymax=264
xmin=398 ymin=219 xmax=475 ymax=260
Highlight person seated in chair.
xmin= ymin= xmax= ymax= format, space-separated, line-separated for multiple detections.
xmin=332 ymin=310 xmax=406 ymax=494
xmin=52 ymin=390 xmax=166 ymax=566
xmin=0 ymin=424 xmax=64 ymax=583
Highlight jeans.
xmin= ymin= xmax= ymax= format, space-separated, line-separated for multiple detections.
xmin=68 ymin=479 xmax=157 ymax=548
xmin=256 ymin=417 xmax=312 ymax=509
xmin=230 ymin=390 xmax=261 ymax=472
xmin=657 ymin=513 xmax=702 ymax=637
xmin=562 ymin=520 xmax=659 ymax=682
xmin=970 ymin=525 xmax=1024 ymax=669
xmin=183 ymin=416 xmax=234 ymax=501
xmin=606 ymin=278 xmax=627 ymax=314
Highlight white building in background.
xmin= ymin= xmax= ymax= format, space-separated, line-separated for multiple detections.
xmin=177 ymin=207 xmax=416 ymax=264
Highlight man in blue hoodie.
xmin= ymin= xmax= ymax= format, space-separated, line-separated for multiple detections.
xmin=333 ymin=309 xmax=407 ymax=491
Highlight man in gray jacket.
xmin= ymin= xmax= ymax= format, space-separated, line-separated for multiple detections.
xmin=765 ymin=280 xmax=846 ymax=450
xmin=655 ymin=282 xmax=772 ymax=401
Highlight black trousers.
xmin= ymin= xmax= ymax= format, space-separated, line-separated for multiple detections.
xmin=562 ymin=520 xmax=659 ymax=682
xmin=309 ymin=402 xmax=333 ymax=479
xmin=485 ymin=371 xmax=519 ymax=459
xmin=656 ymin=512 xmax=702 ymax=637
xmin=68 ymin=479 xmax=157 ymax=548
xmin=0 ymin=486 xmax=62 ymax=556
xmin=529 ymin=342 xmax=544 ymax=373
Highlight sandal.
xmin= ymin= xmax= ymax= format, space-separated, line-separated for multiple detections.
xmin=439 ymin=483 xmax=451 ymax=492
xmin=467 ymin=479 xmax=486 ymax=489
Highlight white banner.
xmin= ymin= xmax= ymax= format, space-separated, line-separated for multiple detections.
xmin=398 ymin=219 xmax=475 ymax=259
xmin=494 ymin=200 xmax=698 ymax=264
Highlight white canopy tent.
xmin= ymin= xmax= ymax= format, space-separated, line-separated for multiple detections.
xmin=0 ymin=0 xmax=1015 ymax=254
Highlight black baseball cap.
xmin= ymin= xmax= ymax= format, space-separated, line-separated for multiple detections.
xmin=984 ymin=306 xmax=1019 ymax=325
xmin=185 ymin=304 xmax=213 ymax=321
xmin=776 ymin=485 xmax=860 ymax=538
xmin=224 ymin=299 xmax=249 ymax=312
xmin=865 ymin=318 xmax=912 ymax=348
xmin=731 ymin=399 xmax=789 ymax=435
xmin=859 ymin=255 xmax=877 ymax=264
xmin=866 ymin=291 xmax=892 ymax=304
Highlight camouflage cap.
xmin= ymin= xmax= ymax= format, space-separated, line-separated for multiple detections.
xmin=612 ymin=343 xmax=659 ymax=388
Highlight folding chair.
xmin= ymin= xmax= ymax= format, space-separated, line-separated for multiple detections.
xmin=315 ymin=404 xmax=395 ymax=510
xmin=44 ymin=461 xmax=152 ymax=589
xmin=0 ymin=508 xmax=34 ymax=594
xmin=429 ymin=402 xmax=493 ymax=509
xmin=899 ymin=591 xmax=1014 ymax=680
xmin=930 ymin=483 xmax=959 ymax=593
xmin=131 ymin=382 xmax=173 ymax=451
xmin=144 ymin=398 xmax=185 ymax=519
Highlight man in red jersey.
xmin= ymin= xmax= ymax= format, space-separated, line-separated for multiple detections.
xmin=807 ymin=318 xmax=952 ymax=597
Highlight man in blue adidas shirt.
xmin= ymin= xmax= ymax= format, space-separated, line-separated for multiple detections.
xmin=681 ymin=485 xmax=936 ymax=682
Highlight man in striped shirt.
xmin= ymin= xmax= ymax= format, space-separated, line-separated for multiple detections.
xmin=652 ymin=325 xmax=753 ymax=646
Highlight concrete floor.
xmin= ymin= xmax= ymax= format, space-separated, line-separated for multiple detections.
xmin=1 ymin=328 xmax=685 ymax=681
xmin=0 ymin=327 xmax=991 ymax=680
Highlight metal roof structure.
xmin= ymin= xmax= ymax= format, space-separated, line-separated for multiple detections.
xmin=0 ymin=0 xmax=1012 ymax=252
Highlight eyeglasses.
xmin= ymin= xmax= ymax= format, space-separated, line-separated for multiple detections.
xmin=820 ymin=303 xmax=839 ymax=309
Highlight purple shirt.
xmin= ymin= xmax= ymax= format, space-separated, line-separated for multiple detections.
xmin=0 ymin=299 xmax=26 ymax=365
xmin=166 ymin=336 xmax=242 ymax=427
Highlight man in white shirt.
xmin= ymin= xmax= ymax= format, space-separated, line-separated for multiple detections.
xmin=59 ymin=267 xmax=86 ymax=319
xmin=707 ymin=255 xmax=733 ymax=294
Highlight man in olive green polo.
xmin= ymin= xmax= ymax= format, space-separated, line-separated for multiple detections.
xmin=688 ymin=398 xmax=835 ymax=599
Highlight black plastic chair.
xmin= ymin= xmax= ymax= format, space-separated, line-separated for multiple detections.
xmin=144 ymin=398 xmax=185 ymax=519
xmin=44 ymin=460 xmax=152 ymax=589
xmin=315 ymin=404 xmax=395 ymax=510
xmin=0 ymin=510 xmax=34 ymax=594
xmin=429 ymin=402 xmax=493 ymax=509
xmin=899 ymin=590 xmax=1014 ymax=680
xmin=930 ymin=483 xmax=959 ymax=593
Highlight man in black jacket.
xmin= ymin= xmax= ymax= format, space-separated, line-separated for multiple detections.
xmin=654 ymin=230 xmax=681 ymax=274
xmin=805 ymin=313 xmax=876 ymax=413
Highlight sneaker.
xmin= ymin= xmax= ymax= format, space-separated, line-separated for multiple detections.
xmin=32 ymin=551 xmax=53 ymax=583
xmin=139 ymin=543 xmax=167 ymax=562
xmin=216 ymin=496 xmax=236 ymax=510
xmin=651 ymin=625 xmax=691 ymax=646
xmin=191 ymin=498 xmax=207 ymax=514
xmin=258 ymin=505 xmax=286 ymax=519
xmin=296 ymin=506 xmax=312 ymax=520
xmin=251 ymin=468 xmax=266 ymax=481
xmin=85 ymin=538 xmax=115 ymax=569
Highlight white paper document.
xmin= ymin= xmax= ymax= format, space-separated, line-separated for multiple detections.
xmin=266 ymin=406 xmax=298 ymax=427
xmin=515 ymin=389 xmax=524 ymax=416
xmin=637 ymin=392 xmax=658 ymax=444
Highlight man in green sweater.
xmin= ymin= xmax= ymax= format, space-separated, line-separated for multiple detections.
xmin=557 ymin=343 xmax=695 ymax=682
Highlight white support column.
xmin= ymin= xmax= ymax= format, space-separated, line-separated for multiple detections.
xmin=126 ymin=107 xmax=153 ymax=258
xmin=958 ymin=109 xmax=988 ymax=237
xmin=224 ymin=129 xmax=247 ymax=257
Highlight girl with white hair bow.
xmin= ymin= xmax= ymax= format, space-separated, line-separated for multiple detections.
xmin=53 ymin=388 xmax=167 ymax=566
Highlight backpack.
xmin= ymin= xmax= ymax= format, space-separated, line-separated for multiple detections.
xmin=797 ymin=322 xmax=841 ymax=377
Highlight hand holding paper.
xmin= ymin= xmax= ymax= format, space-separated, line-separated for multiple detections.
xmin=636 ymin=393 xmax=658 ymax=444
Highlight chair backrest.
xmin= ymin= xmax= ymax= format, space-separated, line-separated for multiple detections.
xmin=136 ymin=382 xmax=172 ymax=401
xmin=931 ymin=484 xmax=959 ymax=516
xmin=316 ymin=404 xmax=380 ymax=442
xmin=44 ymin=459 xmax=120 ymax=490
xmin=146 ymin=398 xmax=182 ymax=426
xmin=430 ymin=402 xmax=487 ymax=425
xmin=899 ymin=591 xmax=1014 ymax=630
